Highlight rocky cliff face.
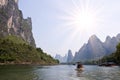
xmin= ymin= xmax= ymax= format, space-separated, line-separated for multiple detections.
xmin=73 ymin=35 xmax=106 ymax=62
xmin=0 ymin=0 xmax=36 ymax=47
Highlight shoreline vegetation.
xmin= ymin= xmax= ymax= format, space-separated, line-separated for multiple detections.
xmin=0 ymin=60 xmax=59 ymax=65
xmin=97 ymin=43 xmax=120 ymax=66
xmin=0 ymin=35 xmax=59 ymax=65
xmin=0 ymin=62 xmax=59 ymax=66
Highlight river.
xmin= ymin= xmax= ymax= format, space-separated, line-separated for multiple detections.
xmin=0 ymin=65 xmax=120 ymax=80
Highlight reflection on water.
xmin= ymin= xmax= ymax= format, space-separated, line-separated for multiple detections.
xmin=0 ymin=65 xmax=120 ymax=80
xmin=0 ymin=65 xmax=36 ymax=80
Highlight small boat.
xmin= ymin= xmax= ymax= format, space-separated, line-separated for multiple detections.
xmin=75 ymin=68 xmax=84 ymax=71
xmin=75 ymin=62 xmax=84 ymax=71
xmin=99 ymin=62 xmax=117 ymax=67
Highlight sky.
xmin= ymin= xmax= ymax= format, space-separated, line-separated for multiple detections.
xmin=19 ymin=0 xmax=120 ymax=57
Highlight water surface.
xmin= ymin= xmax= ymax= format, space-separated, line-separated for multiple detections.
xmin=0 ymin=65 xmax=120 ymax=80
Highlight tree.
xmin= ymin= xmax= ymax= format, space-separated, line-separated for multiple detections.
xmin=114 ymin=43 xmax=120 ymax=64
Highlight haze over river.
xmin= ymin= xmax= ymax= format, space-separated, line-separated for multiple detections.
xmin=0 ymin=65 xmax=120 ymax=80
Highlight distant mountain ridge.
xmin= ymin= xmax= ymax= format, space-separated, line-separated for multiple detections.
xmin=55 ymin=50 xmax=73 ymax=63
xmin=55 ymin=54 xmax=67 ymax=63
xmin=55 ymin=34 xmax=120 ymax=63
xmin=73 ymin=34 xmax=120 ymax=62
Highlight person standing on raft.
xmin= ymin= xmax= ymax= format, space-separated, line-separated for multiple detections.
xmin=77 ymin=62 xmax=83 ymax=69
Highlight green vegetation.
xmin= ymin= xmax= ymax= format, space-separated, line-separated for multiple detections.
xmin=99 ymin=43 xmax=120 ymax=65
xmin=113 ymin=43 xmax=120 ymax=64
xmin=0 ymin=35 xmax=59 ymax=65
xmin=4 ymin=35 xmax=28 ymax=44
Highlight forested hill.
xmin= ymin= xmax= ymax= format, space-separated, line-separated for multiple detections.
xmin=0 ymin=36 xmax=59 ymax=64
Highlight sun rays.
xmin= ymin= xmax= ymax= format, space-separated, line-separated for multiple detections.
xmin=56 ymin=0 xmax=103 ymax=52
xmin=58 ymin=0 xmax=101 ymax=35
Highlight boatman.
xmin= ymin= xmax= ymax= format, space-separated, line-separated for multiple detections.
xmin=77 ymin=62 xmax=83 ymax=69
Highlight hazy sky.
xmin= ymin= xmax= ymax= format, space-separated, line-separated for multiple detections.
xmin=19 ymin=0 xmax=120 ymax=57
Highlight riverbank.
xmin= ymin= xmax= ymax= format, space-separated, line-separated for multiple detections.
xmin=0 ymin=61 xmax=59 ymax=66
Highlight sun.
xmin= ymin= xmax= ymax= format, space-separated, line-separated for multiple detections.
xmin=59 ymin=0 xmax=98 ymax=32
xmin=58 ymin=0 xmax=100 ymax=37
xmin=73 ymin=10 xmax=95 ymax=31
